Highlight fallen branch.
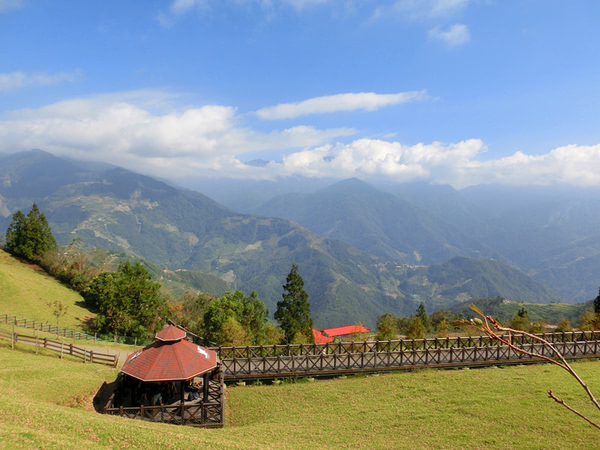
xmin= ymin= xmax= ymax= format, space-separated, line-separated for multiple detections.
xmin=453 ymin=306 xmax=600 ymax=430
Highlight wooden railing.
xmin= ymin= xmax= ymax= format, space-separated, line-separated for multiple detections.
xmin=0 ymin=329 xmax=119 ymax=367
xmin=212 ymin=331 xmax=600 ymax=380
xmin=104 ymin=378 xmax=224 ymax=428
xmin=0 ymin=314 xmax=97 ymax=340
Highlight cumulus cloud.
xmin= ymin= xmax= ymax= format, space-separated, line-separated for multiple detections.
xmin=256 ymin=91 xmax=428 ymax=120
xmin=2 ymin=91 xmax=600 ymax=188
xmin=0 ymin=92 xmax=354 ymax=179
xmin=255 ymin=139 xmax=600 ymax=188
xmin=0 ymin=70 xmax=81 ymax=92
xmin=428 ymin=23 xmax=470 ymax=46
xmin=272 ymin=138 xmax=484 ymax=182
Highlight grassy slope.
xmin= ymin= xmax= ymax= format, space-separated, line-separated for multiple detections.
xmin=1 ymin=341 xmax=600 ymax=449
xmin=0 ymin=249 xmax=92 ymax=331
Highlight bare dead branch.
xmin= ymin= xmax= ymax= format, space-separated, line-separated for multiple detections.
xmin=451 ymin=306 xmax=600 ymax=430
xmin=548 ymin=390 xmax=600 ymax=430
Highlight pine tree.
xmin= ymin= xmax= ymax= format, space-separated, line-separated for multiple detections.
xmin=416 ymin=302 xmax=429 ymax=333
xmin=5 ymin=203 xmax=57 ymax=261
xmin=593 ymin=288 xmax=600 ymax=314
xmin=275 ymin=263 xmax=314 ymax=343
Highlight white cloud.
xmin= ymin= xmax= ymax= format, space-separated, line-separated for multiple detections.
xmin=0 ymin=92 xmax=354 ymax=179
xmin=3 ymin=91 xmax=600 ymax=188
xmin=259 ymin=139 xmax=600 ymax=188
xmin=428 ymin=23 xmax=470 ymax=46
xmin=256 ymin=91 xmax=428 ymax=120
xmin=0 ymin=70 xmax=81 ymax=92
xmin=275 ymin=138 xmax=484 ymax=181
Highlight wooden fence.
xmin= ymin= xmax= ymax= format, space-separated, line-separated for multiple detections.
xmin=212 ymin=331 xmax=600 ymax=380
xmin=0 ymin=314 xmax=96 ymax=340
xmin=104 ymin=378 xmax=224 ymax=428
xmin=0 ymin=329 xmax=119 ymax=367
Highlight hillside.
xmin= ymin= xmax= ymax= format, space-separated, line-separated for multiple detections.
xmin=0 ymin=249 xmax=91 ymax=331
xmin=254 ymin=178 xmax=497 ymax=265
xmin=450 ymin=296 xmax=587 ymax=325
xmin=393 ymin=256 xmax=563 ymax=312
xmin=0 ymin=150 xmax=569 ymax=328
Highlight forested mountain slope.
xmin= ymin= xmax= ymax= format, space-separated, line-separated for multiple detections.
xmin=0 ymin=150 xmax=568 ymax=327
xmin=254 ymin=178 xmax=497 ymax=265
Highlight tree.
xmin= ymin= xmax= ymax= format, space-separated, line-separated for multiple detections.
xmin=416 ymin=303 xmax=429 ymax=333
xmin=376 ymin=313 xmax=400 ymax=340
xmin=84 ymin=261 xmax=170 ymax=338
xmin=170 ymin=291 xmax=216 ymax=337
xmin=406 ymin=316 xmax=426 ymax=339
xmin=556 ymin=318 xmax=573 ymax=333
xmin=430 ymin=309 xmax=453 ymax=330
xmin=5 ymin=203 xmax=57 ymax=261
xmin=594 ymin=288 xmax=600 ymax=314
xmin=275 ymin=263 xmax=314 ymax=343
xmin=46 ymin=300 xmax=68 ymax=335
xmin=39 ymin=238 xmax=100 ymax=293
xmin=203 ymin=290 xmax=269 ymax=346
xmin=510 ymin=307 xmax=530 ymax=331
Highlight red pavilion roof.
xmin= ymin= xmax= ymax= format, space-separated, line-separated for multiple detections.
xmin=121 ymin=326 xmax=218 ymax=382
xmin=156 ymin=325 xmax=186 ymax=341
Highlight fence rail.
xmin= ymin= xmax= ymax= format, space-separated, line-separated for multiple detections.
xmin=0 ymin=314 xmax=97 ymax=340
xmin=0 ymin=329 xmax=119 ymax=367
xmin=211 ymin=331 xmax=600 ymax=380
xmin=104 ymin=377 xmax=225 ymax=428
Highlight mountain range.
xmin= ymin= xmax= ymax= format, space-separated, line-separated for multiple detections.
xmin=0 ymin=150 xmax=595 ymax=328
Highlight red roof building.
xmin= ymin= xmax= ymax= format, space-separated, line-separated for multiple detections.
xmin=312 ymin=329 xmax=334 ymax=344
xmin=321 ymin=325 xmax=371 ymax=338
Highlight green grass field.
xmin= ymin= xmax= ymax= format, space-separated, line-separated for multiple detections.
xmin=2 ymin=246 xmax=600 ymax=448
xmin=0 ymin=250 xmax=92 ymax=331
xmin=1 ymin=339 xmax=600 ymax=449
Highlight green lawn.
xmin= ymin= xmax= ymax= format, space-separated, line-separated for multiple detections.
xmin=0 ymin=250 xmax=92 ymax=331
xmin=1 ymin=340 xmax=600 ymax=449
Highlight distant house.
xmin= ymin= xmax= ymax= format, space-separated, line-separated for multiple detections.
xmin=313 ymin=325 xmax=372 ymax=343
xmin=312 ymin=329 xmax=334 ymax=344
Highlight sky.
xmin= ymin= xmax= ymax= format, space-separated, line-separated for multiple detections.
xmin=1 ymin=0 xmax=600 ymax=189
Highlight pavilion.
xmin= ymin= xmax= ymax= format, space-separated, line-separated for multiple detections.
xmin=100 ymin=324 xmax=224 ymax=428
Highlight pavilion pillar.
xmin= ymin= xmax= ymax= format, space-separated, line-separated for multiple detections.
xmin=203 ymin=372 xmax=209 ymax=402
xmin=180 ymin=381 xmax=185 ymax=422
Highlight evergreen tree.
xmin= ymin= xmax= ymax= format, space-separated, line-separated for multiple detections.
xmin=275 ymin=263 xmax=314 ymax=343
xmin=5 ymin=210 xmax=26 ymax=254
xmin=593 ymin=288 xmax=600 ymax=314
xmin=5 ymin=203 xmax=57 ymax=261
xmin=416 ymin=302 xmax=429 ymax=332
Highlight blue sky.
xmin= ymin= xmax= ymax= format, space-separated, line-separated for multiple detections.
xmin=1 ymin=0 xmax=600 ymax=188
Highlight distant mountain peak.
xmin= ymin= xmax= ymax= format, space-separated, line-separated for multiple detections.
xmin=319 ymin=177 xmax=380 ymax=196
